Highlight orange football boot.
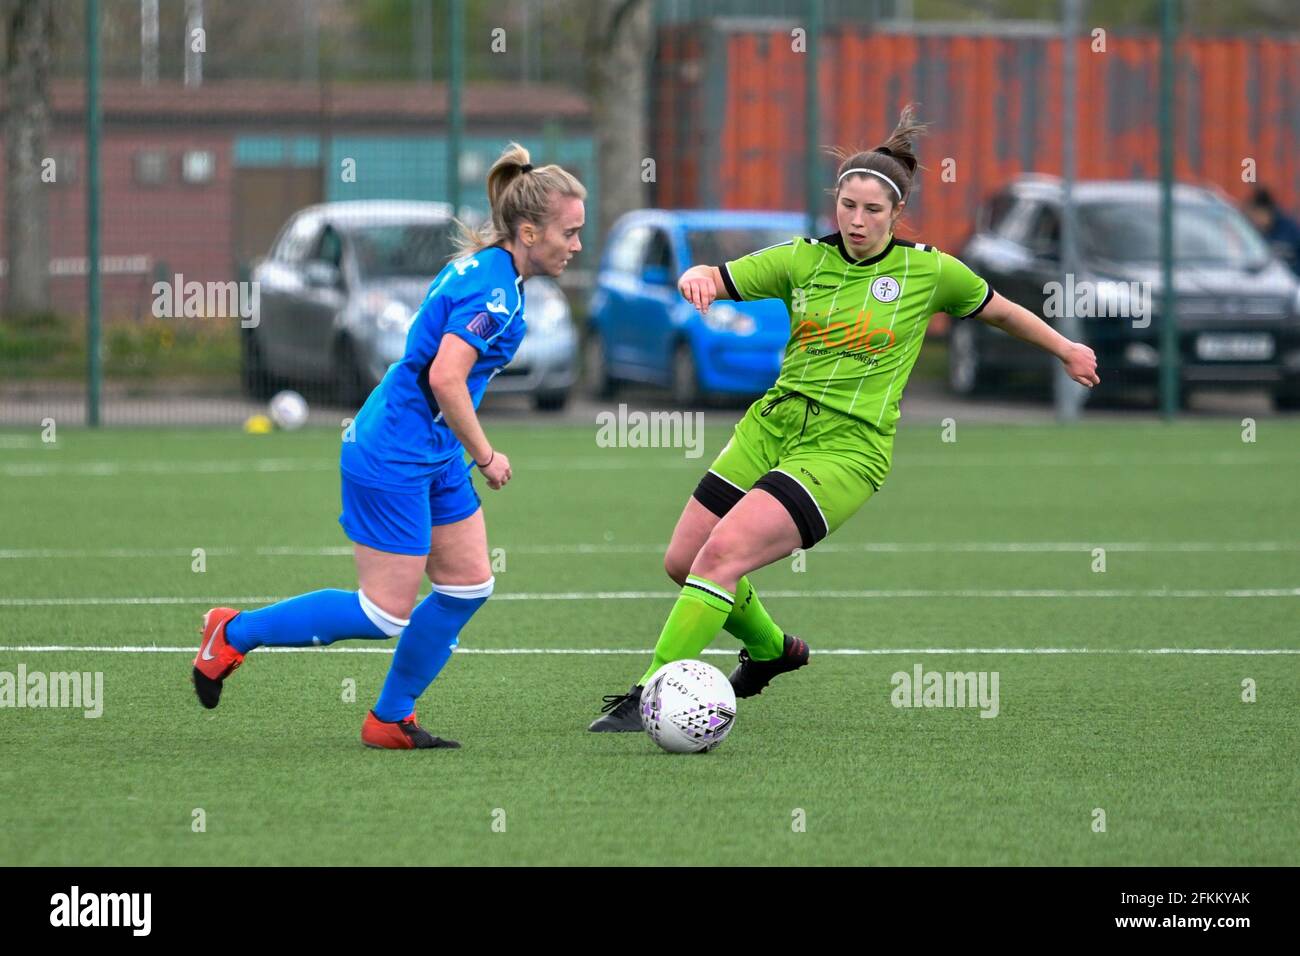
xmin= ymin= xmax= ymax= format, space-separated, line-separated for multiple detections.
xmin=192 ymin=607 xmax=245 ymax=709
xmin=361 ymin=710 xmax=460 ymax=749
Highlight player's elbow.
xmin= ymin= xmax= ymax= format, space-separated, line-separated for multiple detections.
xmin=428 ymin=366 xmax=465 ymax=401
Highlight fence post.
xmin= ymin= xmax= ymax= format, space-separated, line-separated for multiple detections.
xmin=804 ymin=0 xmax=822 ymax=238
xmin=1158 ymin=0 xmax=1180 ymax=419
xmin=85 ymin=0 xmax=102 ymax=427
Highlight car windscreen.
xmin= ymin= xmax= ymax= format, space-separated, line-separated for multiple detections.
xmin=347 ymin=222 xmax=455 ymax=279
xmin=1078 ymin=200 xmax=1272 ymax=269
xmin=685 ymin=228 xmax=799 ymax=268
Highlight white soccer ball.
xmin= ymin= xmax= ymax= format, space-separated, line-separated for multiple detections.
xmin=268 ymin=390 xmax=309 ymax=430
xmin=640 ymin=659 xmax=737 ymax=753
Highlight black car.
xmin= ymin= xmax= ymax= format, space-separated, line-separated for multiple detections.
xmin=954 ymin=177 xmax=1300 ymax=408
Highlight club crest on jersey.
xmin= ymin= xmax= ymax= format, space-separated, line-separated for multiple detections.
xmin=466 ymin=311 xmax=501 ymax=338
xmin=871 ymin=276 xmax=901 ymax=303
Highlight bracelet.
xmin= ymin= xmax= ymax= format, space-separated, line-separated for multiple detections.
xmin=475 ymin=450 xmax=495 ymax=469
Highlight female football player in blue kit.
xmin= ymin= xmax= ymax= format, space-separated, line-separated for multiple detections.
xmin=191 ymin=144 xmax=586 ymax=748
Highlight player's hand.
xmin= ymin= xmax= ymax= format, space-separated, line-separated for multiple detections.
xmin=1061 ymin=341 xmax=1100 ymax=387
xmin=478 ymin=451 xmax=512 ymax=490
xmin=678 ymin=270 xmax=717 ymax=315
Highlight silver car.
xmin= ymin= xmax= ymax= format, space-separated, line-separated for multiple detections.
xmin=245 ymin=200 xmax=578 ymax=410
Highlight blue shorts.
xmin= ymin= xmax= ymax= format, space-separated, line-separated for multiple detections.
xmin=338 ymin=461 xmax=482 ymax=556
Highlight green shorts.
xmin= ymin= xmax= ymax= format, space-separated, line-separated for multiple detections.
xmin=694 ymin=387 xmax=893 ymax=548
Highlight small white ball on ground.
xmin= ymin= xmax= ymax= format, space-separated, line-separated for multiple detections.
xmin=640 ymin=659 xmax=737 ymax=753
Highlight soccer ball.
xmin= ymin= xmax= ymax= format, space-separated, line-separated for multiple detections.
xmin=640 ymin=659 xmax=737 ymax=753
xmin=268 ymin=390 xmax=309 ymax=430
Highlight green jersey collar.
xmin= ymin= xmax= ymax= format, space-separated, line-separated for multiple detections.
xmin=820 ymin=231 xmax=896 ymax=267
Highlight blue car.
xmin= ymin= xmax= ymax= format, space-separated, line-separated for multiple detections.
xmin=585 ymin=210 xmax=809 ymax=404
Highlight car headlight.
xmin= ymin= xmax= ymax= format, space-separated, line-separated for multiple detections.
xmin=702 ymin=303 xmax=756 ymax=336
xmin=374 ymin=299 xmax=415 ymax=335
xmin=527 ymin=292 xmax=572 ymax=335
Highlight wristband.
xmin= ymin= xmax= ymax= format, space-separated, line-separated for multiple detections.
xmin=475 ymin=451 xmax=495 ymax=470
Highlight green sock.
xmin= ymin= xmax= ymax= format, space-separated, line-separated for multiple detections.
xmin=639 ymin=575 xmax=734 ymax=685
xmin=722 ymin=575 xmax=785 ymax=661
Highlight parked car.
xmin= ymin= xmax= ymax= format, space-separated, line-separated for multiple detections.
xmin=244 ymin=200 xmax=577 ymax=410
xmin=955 ymin=176 xmax=1300 ymax=408
xmin=586 ymin=209 xmax=809 ymax=403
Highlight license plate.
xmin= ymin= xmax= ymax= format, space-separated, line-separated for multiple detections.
xmin=1194 ymin=333 xmax=1274 ymax=361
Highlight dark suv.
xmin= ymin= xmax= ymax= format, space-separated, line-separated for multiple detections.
xmin=954 ymin=176 xmax=1300 ymax=408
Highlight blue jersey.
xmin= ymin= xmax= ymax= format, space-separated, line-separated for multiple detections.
xmin=341 ymin=245 xmax=526 ymax=490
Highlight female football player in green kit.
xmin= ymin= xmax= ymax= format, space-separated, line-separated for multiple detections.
xmin=589 ymin=105 xmax=1100 ymax=731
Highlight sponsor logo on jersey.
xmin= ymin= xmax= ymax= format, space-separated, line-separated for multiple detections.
xmin=466 ymin=311 xmax=501 ymax=339
xmin=792 ymin=311 xmax=896 ymax=354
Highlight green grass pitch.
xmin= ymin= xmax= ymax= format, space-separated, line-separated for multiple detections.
xmin=1 ymin=418 xmax=1297 ymax=865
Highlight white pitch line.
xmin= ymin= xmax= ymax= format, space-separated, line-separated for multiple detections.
xmin=0 ymin=457 xmax=698 ymax=478
xmin=898 ymin=452 xmax=1299 ymax=467
xmin=2 ymin=540 xmax=1298 ymax=560
xmin=1 ymin=587 xmax=1299 ymax=608
xmin=0 ymin=459 xmax=337 ymax=478
xmin=0 ymin=645 xmax=1295 ymax=656
xmin=3 ymin=451 xmax=1297 ymax=479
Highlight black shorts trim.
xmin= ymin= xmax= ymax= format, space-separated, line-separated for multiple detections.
xmin=692 ymin=470 xmax=746 ymax=518
xmin=752 ymin=470 xmax=828 ymax=550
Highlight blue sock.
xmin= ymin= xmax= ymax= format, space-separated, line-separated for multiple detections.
xmin=225 ymin=589 xmax=407 ymax=653
xmin=373 ymin=579 xmax=494 ymax=723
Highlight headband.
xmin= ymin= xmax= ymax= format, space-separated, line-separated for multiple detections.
xmin=837 ymin=167 xmax=902 ymax=200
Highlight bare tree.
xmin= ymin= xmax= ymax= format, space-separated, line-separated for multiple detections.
xmin=3 ymin=0 xmax=53 ymax=319
xmin=585 ymin=0 xmax=652 ymax=249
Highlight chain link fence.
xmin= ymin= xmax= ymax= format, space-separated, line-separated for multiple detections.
xmin=3 ymin=0 xmax=1300 ymax=426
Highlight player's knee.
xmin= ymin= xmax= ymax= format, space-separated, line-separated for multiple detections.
xmin=664 ymin=550 xmax=692 ymax=586
xmin=692 ymin=533 xmax=740 ymax=580
xmin=427 ymin=560 xmax=493 ymax=589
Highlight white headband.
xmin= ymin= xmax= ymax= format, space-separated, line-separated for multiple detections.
xmin=837 ymin=167 xmax=902 ymax=200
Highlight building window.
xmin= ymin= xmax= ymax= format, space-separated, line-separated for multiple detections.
xmin=181 ymin=149 xmax=215 ymax=184
xmin=134 ymin=150 xmax=168 ymax=186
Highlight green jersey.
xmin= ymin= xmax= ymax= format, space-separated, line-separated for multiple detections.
xmin=721 ymin=233 xmax=993 ymax=434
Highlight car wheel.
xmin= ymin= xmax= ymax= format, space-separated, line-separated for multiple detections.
xmin=583 ymin=331 xmax=617 ymax=398
xmin=532 ymin=390 xmax=569 ymax=412
xmin=671 ymin=341 xmax=701 ymax=407
xmin=333 ymin=338 xmax=373 ymax=408
xmin=1273 ymin=388 xmax=1300 ymax=411
xmin=240 ymin=329 xmax=274 ymax=400
xmin=948 ymin=320 xmax=983 ymax=395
